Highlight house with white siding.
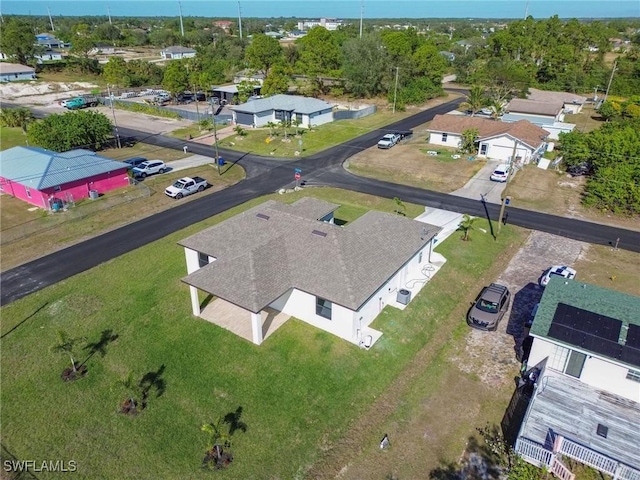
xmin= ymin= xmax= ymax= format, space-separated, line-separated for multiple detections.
xmin=230 ymin=94 xmax=335 ymax=128
xmin=514 ymin=278 xmax=640 ymax=480
xmin=160 ymin=46 xmax=196 ymax=60
xmin=426 ymin=114 xmax=549 ymax=164
xmin=179 ymin=197 xmax=442 ymax=347
xmin=0 ymin=63 xmax=36 ymax=82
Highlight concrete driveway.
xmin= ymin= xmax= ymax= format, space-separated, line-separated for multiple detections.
xmin=450 ymin=159 xmax=506 ymax=204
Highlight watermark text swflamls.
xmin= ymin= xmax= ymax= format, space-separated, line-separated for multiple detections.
xmin=4 ymin=460 xmax=77 ymax=473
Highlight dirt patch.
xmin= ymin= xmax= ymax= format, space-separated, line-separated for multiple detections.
xmin=0 ymin=81 xmax=99 ymax=105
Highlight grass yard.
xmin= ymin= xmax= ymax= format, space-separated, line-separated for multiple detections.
xmin=347 ymin=140 xmax=485 ymax=193
xmin=564 ymin=104 xmax=606 ymax=133
xmin=0 ymin=127 xmax=30 ymax=150
xmin=504 ymin=165 xmax=640 ymax=232
xmin=0 ymin=189 xmax=526 ymax=480
xmin=0 ymin=163 xmax=245 ymax=271
xmin=99 ymin=143 xmax=191 ymax=164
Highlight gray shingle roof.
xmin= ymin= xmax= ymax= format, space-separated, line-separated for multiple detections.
xmin=163 ymin=46 xmax=196 ymax=54
xmin=180 ymin=198 xmax=441 ymax=313
xmin=0 ymin=63 xmax=35 ymax=74
xmin=231 ymin=94 xmax=334 ymax=115
xmin=0 ymin=147 xmax=129 ymax=190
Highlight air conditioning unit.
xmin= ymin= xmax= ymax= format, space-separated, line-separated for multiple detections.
xmin=396 ymin=289 xmax=411 ymax=305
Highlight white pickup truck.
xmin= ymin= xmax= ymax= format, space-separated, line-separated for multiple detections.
xmin=377 ymin=133 xmax=401 ymax=149
xmin=165 ymin=176 xmax=208 ymax=199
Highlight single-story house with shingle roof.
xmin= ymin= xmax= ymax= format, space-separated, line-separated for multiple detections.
xmin=179 ymin=197 xmax=442 ymax=346
xmin=427 ymin=115 xmax=549 ymax=164
xmin=502 ymin=98 xmax=576 ymax=140
xmin=230 ymin=94 xmax=334 ymax=128
xmin=0 ymin=146 xmax=130 ymax=209
xmin=0 ymin=63 xmax=36 ymax=82
xmin=527 ymin=88 xmax=588 ymax=114
xmin=160 ymin=46 xmax=196 ymax=60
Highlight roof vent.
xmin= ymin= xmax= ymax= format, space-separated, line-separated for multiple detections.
xmin=256 ymin=213 xmax=270 ymax=220
xmin=311 ymin=229 xmax=327 ymax=237
xmin=596 ymin=424 xmax=608 ymax=438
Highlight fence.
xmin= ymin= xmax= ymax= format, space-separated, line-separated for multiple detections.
xmin=333 ymin=105 xmax=377 ymax=121
xmin=0 ymin=183 xmax=151 ymax=246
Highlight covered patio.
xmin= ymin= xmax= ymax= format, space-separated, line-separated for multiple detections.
xmin=198 ymin=297 xmax=291 ymax=345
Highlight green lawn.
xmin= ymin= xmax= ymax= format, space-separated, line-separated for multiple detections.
xmin=0 ymin=127 xmax=30 ymax=150
xmin=218 ymin=110 xmax=415 ymax=158
xmin=0 ymin=189 xmax=524 ymax=479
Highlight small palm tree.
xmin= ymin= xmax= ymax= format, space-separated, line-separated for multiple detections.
xmin=459 ymin=85 xmax=486 ymax=116
xmin=486 ymin=98 xmax=506 ymax=120
xmin=393 ymin=197 xmax=406 ymax=216
xmin=116 ymin=371 xmax=141 ymax=415
xmin=459 ymin=214 xmax=478 ymax=241
xmin=202 ymin=417 xmax=231 ymax=464
xmin=51 ymin=330 xmax=84 ymax=373
xmin=265 ymin=121 xmax=277 ymax=137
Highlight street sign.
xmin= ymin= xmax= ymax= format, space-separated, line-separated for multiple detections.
xmin=294 ymin=168 xmax=302 ymax=174
xmin=505 ymin=196 xmax=511 ymax=205
xmin=294 ymin=173 xmax=301 ymax=180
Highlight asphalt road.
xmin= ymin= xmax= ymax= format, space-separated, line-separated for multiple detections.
xmin=2 ymin=97 xmax=639 ymax=306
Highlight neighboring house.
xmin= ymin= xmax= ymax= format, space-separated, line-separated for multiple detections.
xmin=211 ymin=83 xmax=262 ymax=105
xmin=89 ymin=44 xmax=116 ymax=55
xmin=231 ymin=94 xmax=335 ymax=128
xmin=0 ymin=63 xmax=36 ymax=82
xmin=297 ymin=18 xmax=343 ymax=31
xmin=35 ymin=49 xmax=63 ymax=63
xmin=0 ymin=147 xmax=129 ymax=209
xmin=502 ymin=98 xmax=574 ymax=140
xmin=526 ymin=88 xmax=588 ymax=114
xmin=439 ymin=51 xmax=456 ymax=61
xmin=179 ymin=197 xmax=441 ymax=346
xmin=213 ymin=20 xmax=233 ymax=32
xmin=160 ymin=46 xmax=196 ymax=60
xmin=233 ymin=69 xmax=265 ymax=85
xmin=514 ymin=278 xmax=640 ymax=480
xmin=35 ymin=33 xmax=68 ymax=49
xmin=287 ymin=30 xmax=307 ymax=39
xmin=426 ymin=115 xmax=549 ymax=164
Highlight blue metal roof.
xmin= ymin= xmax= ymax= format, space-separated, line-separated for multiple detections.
xmin=231 ymin=94 xmax=334 ymax=115
xmin=0 ymin=147 xmax=128 ymax=190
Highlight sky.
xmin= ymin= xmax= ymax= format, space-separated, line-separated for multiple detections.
xmin=2 ymin=0 xmax=639 ymax=19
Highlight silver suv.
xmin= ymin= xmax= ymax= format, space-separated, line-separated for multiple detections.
xmin=132 ymin=160 xmax=167 ymax=178
xmin=467 ymin=283 xmax=511 ymax=331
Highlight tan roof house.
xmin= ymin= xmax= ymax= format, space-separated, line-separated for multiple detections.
xmin=179 ymin=197 xmax=442 ymax=347
xmin=427 ymin=114 xmax=549 ymax=164
xmin=527 ymin=88 xmax=588 ymax=114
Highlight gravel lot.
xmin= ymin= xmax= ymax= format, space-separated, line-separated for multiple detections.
xmin=454 ymin=230 xmax=588 ymax=387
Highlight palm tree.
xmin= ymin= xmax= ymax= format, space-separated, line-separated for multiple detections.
xmin=486 ymin=97 xmax=506 ymax=120
xmin=116 ymin=371 xmax=141 ymax=414
xmin=51 ymin=330 xmax=84 ymax=374
xmin=459 ymin=214 xmax=478 ymax=241
xmin=459 ymin=85 xmax=486 ymax=116
xmin=265 ymin=121 xmax=277 ymax=137
xmin=202 ymin=417 xmax=231 ymax=461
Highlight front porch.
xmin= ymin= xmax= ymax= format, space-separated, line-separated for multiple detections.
xmin=198 ymin=296 xmax=291 ymax=345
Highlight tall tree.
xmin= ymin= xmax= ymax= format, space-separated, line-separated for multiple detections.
xmin=413 ymin=43 xmax=448 ymax=84
xmin=296 ymin=27 xmax=342 ymax=94
xmin=27 ymin=111 xmax=113 ymax=151
xmin=162 ymin=60 xmax=190 ymax=98
xmin=342 ymin=33 xmax=390 ymax=98
xmin=0 ymin=18 xmax=37 ymax=65
xmin=261 ymin=65 xmax=291 ymax=95
xmin=244 ymin=34 xmax=284 ymax=77
xmin=460 ymin=85 xmax=487 ymax=116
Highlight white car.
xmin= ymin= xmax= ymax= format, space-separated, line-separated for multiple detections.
xmin=540 ymin=265 xmax=577 ymax=287
xmin=377 ymin=133 xmax=400 ymax=149
xmin=490 ymin=164 xmax=510 ymax=182
xmin=132 ymin=160 xmax=167 ymax=178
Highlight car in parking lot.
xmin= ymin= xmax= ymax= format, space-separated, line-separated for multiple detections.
xmin=490 ymin=164 xmax=510 ymax=182
xmin=123 ymin=156 xmax=147 ymax=169
xmin=132 ymin=160 xmax=167 ymax=178
xmin=377 ymin=133 xmax=400 ymax=149
xmin=467 ymin=283 xmax=511 ymax=331
xmin=540 ymin=265 xmax=577 ymax=287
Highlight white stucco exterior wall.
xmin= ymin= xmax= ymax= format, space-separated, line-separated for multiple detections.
xmin=528 ymin=337 xmax=640 ymax=402
xmin=184 ymin=247 xmax=215 ymax=274
xmin=479 ymin=137 xmax=534 ymax=163
xmin=308 ymin=109 xmax=333 ymax=128
xmin=429 ymin=132 xmax=462 ymax=148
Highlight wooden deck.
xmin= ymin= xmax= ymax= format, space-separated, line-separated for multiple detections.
xmin=520 ymin=368 xmax=640 ymax=472
xmin=199 ymin=299 xmax=290 ymax=344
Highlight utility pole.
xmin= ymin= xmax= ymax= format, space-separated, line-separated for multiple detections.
xmin=211 ymin=109 xmax=220 ymax=175
xmin=237 ymin=1 xmax=243 ymax=41
xmin=603 ymin=60 xmax=617 ymax=103
xmin=106 ymin=85 xmax=121 ymax=148
xmin=497 ymin=196 xmax=511 ymax=236
xmin=178 ymin=2 xmax=184 ymax=37
xmin=359 ymin=0 xmax=364 ymax=39
xmin=107 ymin=4 xmax=112 ymax=25
xmin=47 ymin=5 xmax=55 ymax=32
xmin=392 ymin=67 xmax=399 ymax=114
xmin=507 ymin=139 xmax=519 ymax=181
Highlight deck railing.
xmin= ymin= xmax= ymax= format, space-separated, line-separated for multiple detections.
xmin=515 ymin=438 xmax=553 ymax=467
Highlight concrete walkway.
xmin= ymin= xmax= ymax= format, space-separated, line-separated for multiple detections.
xmin=450 ymin=159 xmax=506 ymax=204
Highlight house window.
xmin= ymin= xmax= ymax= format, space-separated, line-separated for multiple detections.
xmin=418 ymin=251 xmax=423 ymax=263
xmin=274 ymin=110 xmax=284 ymax=121
xmin=198 ymin=252 xmax=209 ymax=268
xmin=548 ymin=345 xmax=585 ymax=378
xmin=295 ymin=113 xmax=303 ymax=123
xmin=564 ymin=350 xmax=586 ymax=378
xmin=316 ymin=297 xmax=332 ymax=320
xmin=627 ymin=369 xmax=640 ymax=383
xmin=54 ymin=185 xmax=61 ymax=192
xmin=441 ymin=133 xmax=448 ymax=142
xmin=548 ymin=345 xmax=569 ymax=371
xmin=480 ymin=144 xmax=488 ymax=155
xmin=25 ymin=186 xmax=31 ymax=198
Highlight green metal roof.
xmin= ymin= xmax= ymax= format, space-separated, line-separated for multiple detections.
xmin=530 ymin=277 xmax=640 ymax=357
xmin=0 ymin=147 xmax=128 ymax=190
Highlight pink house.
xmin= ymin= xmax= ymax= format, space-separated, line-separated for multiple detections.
xmin=0 ymin=147 xmax=130 ymax=210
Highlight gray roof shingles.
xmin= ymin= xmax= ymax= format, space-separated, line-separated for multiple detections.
xmin=231 ymin=94 xmax=334 ymax=115
xmin=0 ymin=147 xmax=129 ymax=190
xmin=180 ymin=198 xmax=441 ymax=312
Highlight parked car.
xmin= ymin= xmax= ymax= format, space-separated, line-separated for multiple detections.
xmin=165 ymin=176 xmax=208 ymax=199
xmin=195 ymin=91 xmax=206 ymax=101
xmin=490 ymin=164 xmax=510 ymax=182
xmin=377 ymin=133 xmax=400 ymax=149
xmin=123 ymin=156 xmax=147 ymax=169
xmin=540 ymin=265 xmax=577 ymax=287
xmin=132 ymin=160 xmax=167 ymax=178
xmin=567 ymin=162 xmax=592 ymax=177
xmin=467 ymin=283 xmax=511 ymax=331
